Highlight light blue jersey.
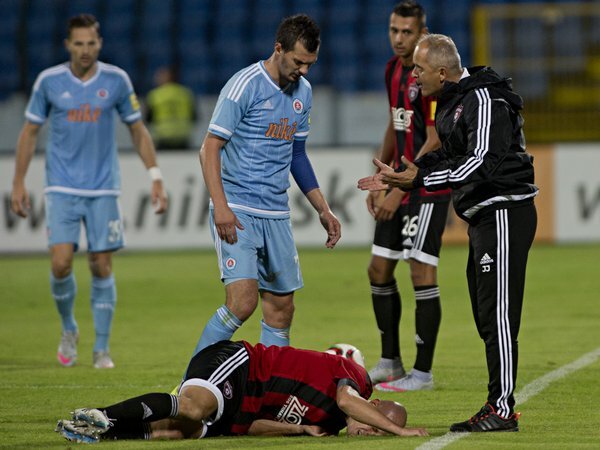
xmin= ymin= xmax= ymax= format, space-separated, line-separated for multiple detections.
xmin=208 ymin=61 xmax=312 ymax=218
xmin=26 ymin=61 xmax=142 ymax=196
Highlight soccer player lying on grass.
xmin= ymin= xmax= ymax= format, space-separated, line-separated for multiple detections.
xmin=55 ymin=340 xmax=427 ymax=442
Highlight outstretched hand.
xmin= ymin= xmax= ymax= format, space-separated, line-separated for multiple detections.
xmin=379 ymin=156 xmax=418 ymax=189
xmin=357 ymin=159 xmax=392 ymax=192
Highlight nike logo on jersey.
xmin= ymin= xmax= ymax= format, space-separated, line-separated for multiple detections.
xmin=265 ymin=118 xmax=297 ymax=141
xmin=67 ymin=103 xmax=101 ymax=122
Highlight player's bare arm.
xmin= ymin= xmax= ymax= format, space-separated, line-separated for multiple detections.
xmin=366 ymin=116 xmax=400 ymax=217
xmin=375 ymin=188 xmax=406 ymax=222
xmin=337 ymin=385 xmax=428 ymax=437
xmin=199 ymin=133 xmax=244 ymax=244
xmin=128 ymin=120 xmax=168 ymax=214
xmin=369 ymin=124 xmax=437 ymax=221
xmin=248 ymin=419 xmax=329 ymax=437
xmin=11 ymin=121 xmax=41 ymax=218
xmin=303 ymin=188 xmax=341 ymax=248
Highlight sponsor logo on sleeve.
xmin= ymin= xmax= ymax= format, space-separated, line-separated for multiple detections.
xmin=129 ymin=93 xmax=140 ymax=111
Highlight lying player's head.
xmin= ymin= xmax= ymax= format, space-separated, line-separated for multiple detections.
xmin=273 ymin=14 xmax=320 ymax=84
xmin=65 ymin=14 xmax=102 ymax=72
xmin=346 ymin=400 xmax=407 ymax=436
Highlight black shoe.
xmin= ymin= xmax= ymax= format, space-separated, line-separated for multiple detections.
xmin=450 ymin=403 xmax=520 ymax=432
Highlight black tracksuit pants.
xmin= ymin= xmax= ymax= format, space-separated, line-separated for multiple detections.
xmin=466 ymin=200 xmax=537 ymax=418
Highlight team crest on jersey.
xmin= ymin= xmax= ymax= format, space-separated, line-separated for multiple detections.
xmin=222 ymin=381 xmax=233 ymax=399
xmin=225 ymin=257 xmax=236 ymax=270
xmin=408 ymin=82 xmax=419 ymax=102
xmin=276 ymin=395 xmax=308 ymax=424
xmin=453 ymin=104 xmax=464 ymax=123
xmin=292 ymin=98 xmax=303 ymax=114
xmin=96 ymin=88 xmax=109 ymax=99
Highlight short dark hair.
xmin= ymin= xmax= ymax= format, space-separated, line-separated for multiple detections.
xmin=276 ymin=14 xmax=320 ymax=53
xmin=392 ymin=1 xmax=427 ymax=29
xmin=67 ymin=14 xmax=101 ymax=38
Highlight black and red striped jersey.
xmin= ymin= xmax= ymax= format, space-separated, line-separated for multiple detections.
xmin=228 ymin=342 xmax=372 ymax=435
xmin=385 ymin=56 xmax=450 ymax=198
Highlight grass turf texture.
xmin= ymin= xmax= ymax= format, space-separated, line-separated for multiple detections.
xmin=1 ymin=244 xmax=599 ymax=449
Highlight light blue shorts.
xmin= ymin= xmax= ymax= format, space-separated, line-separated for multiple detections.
xmin=45 ymin=192 xmax=124 ymax=252
xmin=209 ymin=210 xmax=303 ymax=294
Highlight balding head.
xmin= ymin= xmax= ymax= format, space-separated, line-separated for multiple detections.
xmin=378 ymin=400 xmax=407 ymax=427
xmin=345 ymin=399 xmax=408 ymax=436
xmin=412 ymin=33 xmax=463 ymax=96
xmin=416 ymin=34 xmax=462 ymax=74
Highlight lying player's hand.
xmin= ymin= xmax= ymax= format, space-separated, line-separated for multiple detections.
xmin=399 ymin=427 xmax=429 ymax=437
xmin=302 ymin=425 xmax=329 ymax=437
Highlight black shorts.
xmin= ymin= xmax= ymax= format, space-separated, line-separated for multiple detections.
xmin=180 ymin=341 xmax=249 ymax=435
xmin=372 ymin=193 xmax=450 ymax=266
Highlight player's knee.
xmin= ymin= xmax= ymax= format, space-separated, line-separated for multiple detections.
xmin=410 ymin=262 xmax=437 ymax=286
xmin=178 ymin=398 xmax=206 ymax=422
xmin=88 ymin=259 xmax=112 ymax=278
xmin=51 ymin=259 xmax=72 ymax=279
xmin=367 ymin=263 xmax=392 ymax=284
xmin=228 ymin=300 xmax=257 ymax=322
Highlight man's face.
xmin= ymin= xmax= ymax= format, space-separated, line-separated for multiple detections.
xmin=412 ymin=44 xmax=443 ymax=97
xmin=388 ymin=13 xmax=424 ymax=63
xmin=65 ymin=26 xmax=102 ymax=73
xmin=276 ymin=41 xmax=318 ymax=86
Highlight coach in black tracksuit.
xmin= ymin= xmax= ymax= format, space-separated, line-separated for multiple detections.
xmin=358 ymin=33 xmax=537 ymax=432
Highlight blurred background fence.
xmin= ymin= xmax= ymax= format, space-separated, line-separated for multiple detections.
xmin=1 ymin=1 xmax=599 ymax=247
xmin=0 ymin=0 xmax=599 ymax=148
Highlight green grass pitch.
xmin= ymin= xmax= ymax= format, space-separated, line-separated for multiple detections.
xmin=1 ymin=244 xmax=599 ymax=449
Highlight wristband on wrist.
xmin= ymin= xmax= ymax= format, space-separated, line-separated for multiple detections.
xmin=148 ymin=166 xmax=163 ymax=181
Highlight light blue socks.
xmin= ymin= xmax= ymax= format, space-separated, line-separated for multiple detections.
xmin=50 ymin=272 xmax=78 ymax=332
xmin=91 ymin=275 xmax=116 ymax=352
xmin=193 ymin=305 xmax=242 ymax=356
xmin=260 ymin=320 xmax=290 ymax=347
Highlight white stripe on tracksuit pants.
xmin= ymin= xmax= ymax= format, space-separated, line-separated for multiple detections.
xmin=466 ymin=201 xmax=536 ymax=417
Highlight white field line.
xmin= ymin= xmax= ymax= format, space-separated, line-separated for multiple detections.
xmin=416 ymin=346 xmax=600 ymax=450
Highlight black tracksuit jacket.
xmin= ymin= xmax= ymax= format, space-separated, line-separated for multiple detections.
xmin=412 ymin=66 xmax=538 ymax=223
